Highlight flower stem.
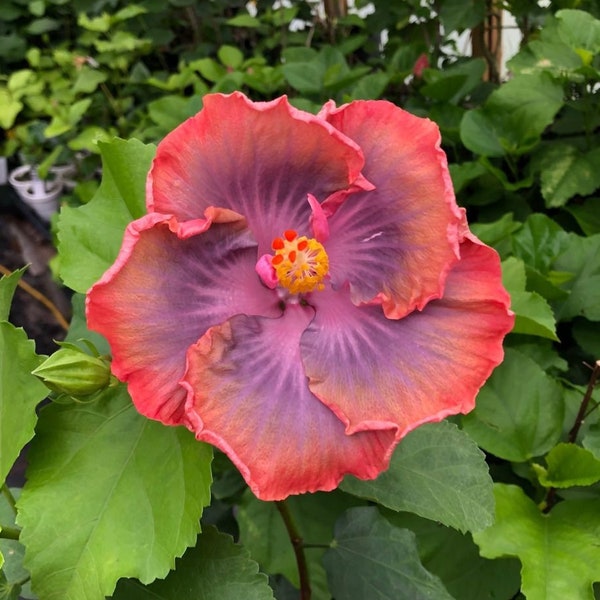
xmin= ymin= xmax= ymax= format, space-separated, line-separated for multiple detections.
xmin=0 ymin=264 xmax=70 ymax=332
xmin=275 ymin=500 xmax=311 ymax=600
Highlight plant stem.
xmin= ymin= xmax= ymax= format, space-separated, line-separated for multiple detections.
xmin=567 ymin=360 xmax=600 ymax=444
xmin=275 ymin=500 xmax=311 ymax=600
xmin=0 ymin=264 xmax=69 ymax=332
xmin=543 ymin=360 xmax=600 ymax=512
xmin=1 ymin=485 xmax=17 ymax=516
xmin=0 ymin=526 xmax=20 ymax=540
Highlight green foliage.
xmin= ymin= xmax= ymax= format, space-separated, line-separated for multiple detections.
xmin=111 ymin=527 xmax=274 ymax=600
xmin=16 ymin=386 xmax=212 ymax=600
xmin=57 ymin=138 xmax=155 ymax=293
xmin=2 ymin=2 xmax=600 ymax=598
xmin=474 ymin=484 xmax=600 ymax=600
xmin=323 ymin=507 xmax=454 ymax=599
xmin=0 ymin=271 xmax=47 ymax=486
xmin=341 ymin=421 xmax=494 ymax=533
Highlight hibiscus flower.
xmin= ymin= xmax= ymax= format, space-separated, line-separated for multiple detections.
xmin=86 ymin=92 xmax=513 ymax=500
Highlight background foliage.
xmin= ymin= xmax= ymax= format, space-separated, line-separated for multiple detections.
xmin=1 ymin=0 xmax=600 ymax=598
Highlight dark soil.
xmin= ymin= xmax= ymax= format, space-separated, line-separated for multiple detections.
xmin=1 ymin=184 xmax=71 ymax=488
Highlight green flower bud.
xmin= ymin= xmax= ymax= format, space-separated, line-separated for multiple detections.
xmin=32 ymin=346 xmax=112 ymax=397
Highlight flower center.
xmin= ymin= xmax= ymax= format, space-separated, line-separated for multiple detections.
xmin=271 ymin=229 xmax=329 ymax=294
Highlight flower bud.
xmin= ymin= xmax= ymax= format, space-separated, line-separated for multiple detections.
xmin=32 ymin=346 xmax=112 ymax=397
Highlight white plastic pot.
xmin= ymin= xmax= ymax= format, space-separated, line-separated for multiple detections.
xmin=8 ymin=164 xmax=63 ymax=221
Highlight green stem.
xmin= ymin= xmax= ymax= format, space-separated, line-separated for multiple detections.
xmin=0 ymin=526 xmax=20 ymax=540
xmin=1 ymin=485 xmax=17 ymax=516
xmin=275 ymin=500 xmax=311 ymax=600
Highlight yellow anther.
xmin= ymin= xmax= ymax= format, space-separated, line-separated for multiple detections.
xmin=271 ymin=230 xmax=329 ymax=294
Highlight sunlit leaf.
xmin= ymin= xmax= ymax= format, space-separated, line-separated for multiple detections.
xmin=535 ymin=443 xmax=600 ymax=488
xmin=57 ymin=138 xmax=155 ymax=293
xmin=474 ymin=484 xmax=600 ymax=600
xmin=17 ymin=386 xmax=212 ymax=600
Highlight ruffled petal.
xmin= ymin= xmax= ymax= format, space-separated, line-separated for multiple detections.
xmin=300 ymin=237 xmax=514 ymax=438
xmin=86 ymin=212 xmax=281 ymax=425
xmin=147 ymin=92 xmax=369 ymax=254
xmin=320 ymin=100 xmax=463 ymax=318
xmin=183 ymin=305 xmax=397 ymax=501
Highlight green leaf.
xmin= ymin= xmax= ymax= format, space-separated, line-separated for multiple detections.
xmin=474 ymin=483 xmax=600 ymax=600
xmin=553 ymin=233 xmax=600 ymax=321
xmin=282 ymin=61 xmax=324 ymax=95
xmin=111 ymin=526 xmax=274 ymax=600
xmin=57 ymin=138 xmax=155 ymax=293
xmin=459 ymin=109 xmax=505 ymax=157
xmin=17 ymin=386 xmax=212 ymax=600
xmin=512 ymin=213 xmax=569 ymax=274
xmin=439 ymin=0 xmax=486 ymax=31
xmin=501 ymin=257 xmax=558 ymax=340
xmin=535 ymin=443 xmax=600 ymax=488
xmin=225 ymin=14 xmax=261 ymax=28
xmin=0 ymin=267 xmax=26 ymax=321
xmin=463 ymin=348 xmax=564 ymax=462
xmin=323 ymin=507 xmax=454 ymax=600
xmin=565 ymin=198 xmax=600 ymax=236
xmin=469 ymin=213 xmax=521 ymax=257
xmin=236 ymin=490 xmax=361 ymax=598
xmin=385 ymin=511 xmax=520 ymax=600
xmin=553 ymin=9 xmax=600 ymax=53
xmin=460 ymin=73 xmax=564 ymax=156
xmin=341 ymin=421 xmax=494 ymax=533
xmin=0 ymin=322 xmax=46 ymax=485
xmin=539 ymin=145 xmax=600 ymax=208
xmin=217 ymin=45 xmax=244 ymax=69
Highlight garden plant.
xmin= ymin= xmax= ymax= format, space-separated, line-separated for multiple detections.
xmin=1 ymin=1 xmax=600 ymax=599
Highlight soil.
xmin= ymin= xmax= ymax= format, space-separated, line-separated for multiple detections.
xmin=0 ymin=184 xmax=71 ymax=488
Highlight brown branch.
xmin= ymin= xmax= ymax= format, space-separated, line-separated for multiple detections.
xmin=0 ymin=264 xmax=70 ymax=332
xmin=275 ymin=500 xmax=311 ymax=600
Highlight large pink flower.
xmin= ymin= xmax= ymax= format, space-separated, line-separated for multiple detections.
xmin=86 ymin=92 xmax=514 ymax=501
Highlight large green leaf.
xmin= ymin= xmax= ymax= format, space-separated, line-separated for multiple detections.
xmin=323 ymin=507 xmax=454 ymax=600
xmin=17 ymin=386 xmax=212 ymax=600
xmin=501 ymin=257 xmax=558 ymax=340
xmin=539 ymin=144 xmax=600 ymax=208
xmin=385 ymin=511 xmax=520 ymax=600
xmin=57 ymin=138 xmax=155 ymax=293
xmin=111 ymin=526 xmax=274 ymax=600
xmin=553 ymin=233 xmax=600 ymax=321
xmin=236 ymin=490 xmax=361 ymax=599
xmin=460 ymin=72 xmax=564 ymax=156
xmin=341 ymin=421 xmax=494 ymax=533
xmin=462 ymin=348 xmax=564 ymax=462
xmin=511 ymin=213 xmax=569 ymax=274
xmin=474 ymin=484 xmax=600 ymax=600
xmin=0 ymin=321 xmax=46 ymax=485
